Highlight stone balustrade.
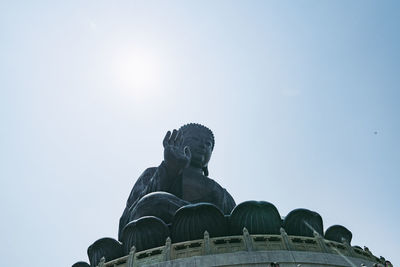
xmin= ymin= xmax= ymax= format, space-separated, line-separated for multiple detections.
xmin=97 ymin=228 xmax=383 ymax=267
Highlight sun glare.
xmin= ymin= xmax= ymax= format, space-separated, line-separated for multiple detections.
xmin=111 ymin=47 xmax=163 ymax=98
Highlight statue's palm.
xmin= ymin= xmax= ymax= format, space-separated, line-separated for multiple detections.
xmin=163 ymin=129 xmax=191 ymax=172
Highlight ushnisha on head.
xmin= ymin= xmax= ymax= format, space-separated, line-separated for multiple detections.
xmin=179 ymin=123 xmax=215 ymax=176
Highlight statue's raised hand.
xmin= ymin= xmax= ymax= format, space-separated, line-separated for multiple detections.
xmin=163 ymin=129 xmax=191 ymax=175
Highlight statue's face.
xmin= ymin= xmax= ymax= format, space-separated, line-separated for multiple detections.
xmin=182 ymin=131 xmax=213 ymax=168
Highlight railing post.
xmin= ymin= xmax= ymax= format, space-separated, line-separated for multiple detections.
xmin=127 ymin=246 xmax=136 ymax=267
xmin=313 ymin=230 xmax=329 ymax=253
xmin=243 ymin=227 xmax=253 ymax=251
xmin=98 ymin=257 xmax=106 ymax=267
xmin=204 ymin=231 xmax=211 ymax=255
xmin=164 ymin=237 xmax=171 ymax=261
xmin=280 ymin=227 xmax=292 ymax=251
xmin=341 ymin=237 xmax=355 ymax=257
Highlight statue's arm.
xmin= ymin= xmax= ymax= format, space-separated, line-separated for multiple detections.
xmin=146 ymin=161 xmax=183 ymax=198
xmin=144 ymin=129 xmax=192 ymax=197
xmin=119 ymin=129 xmax=188 ymax=240
xmin=119 ymin=167 xmax=157 ymax=240
xmin=118 ymin=163 xmax=182 ymax=240
xmin=125 ymin=167 xmax=157 ymax=209
xmin=125 ymin=161 xmax=183 ymax=211
xmin=222 ymin=189 xmax=236 ymax=215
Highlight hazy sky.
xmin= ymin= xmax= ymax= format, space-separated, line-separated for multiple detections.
xmin=1 ymin=1 xmax=399 ymax=266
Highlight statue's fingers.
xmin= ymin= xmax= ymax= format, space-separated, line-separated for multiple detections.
xmin=175 ymin=130 xmax=183 ymax=146
xmin=163 ymin=131 xmax=171 ymax=147
xmin=169 ymin=129 xmax=178 ymax=145
xmin=177 ymin=133 xmax=184 ymax=147
xmin=184 ymin=146 xmax=191 ymax=159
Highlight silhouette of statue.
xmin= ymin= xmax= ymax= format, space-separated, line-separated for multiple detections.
xmin=118 ymin=123 xmax=236 ymax=240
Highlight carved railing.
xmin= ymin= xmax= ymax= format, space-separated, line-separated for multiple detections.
xmin=97 ymin=228 xmax=382 ymax=267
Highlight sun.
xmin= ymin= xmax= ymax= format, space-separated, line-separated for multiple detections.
xmin=111 ymin=46 xmax=163 ymax=98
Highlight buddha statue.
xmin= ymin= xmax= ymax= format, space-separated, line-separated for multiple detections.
xmin=118 ymin=123 xmax=236 ymax=241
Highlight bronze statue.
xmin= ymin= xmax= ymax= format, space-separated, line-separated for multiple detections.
xmin=118 ymin=123 xmax=236 ymax=240
xmin=74 ymin=124 xmax=389 ymax=266
xmin=73 ymin=123 xmax=390 ymax=266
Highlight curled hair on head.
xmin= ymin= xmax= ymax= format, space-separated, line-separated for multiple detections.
xmin=178 ymin=123 xmax=215 ymax=150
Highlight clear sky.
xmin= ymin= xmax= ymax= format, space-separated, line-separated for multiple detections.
xmin=1 ymin=1 xmax=399 ymax=266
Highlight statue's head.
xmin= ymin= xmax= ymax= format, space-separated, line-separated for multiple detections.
xmin=179 ymin=123 xmax=214 ymax=175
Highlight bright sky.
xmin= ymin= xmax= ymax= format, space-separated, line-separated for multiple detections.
xmin=1 ymin=1 xmax=399 ymax=266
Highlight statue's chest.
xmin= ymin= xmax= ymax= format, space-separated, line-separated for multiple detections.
xmin=182 ymin=173 xmax=216 ymax=203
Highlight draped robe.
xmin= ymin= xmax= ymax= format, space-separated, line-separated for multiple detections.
xmin=118 ymin=161 xmax=236 ymax=240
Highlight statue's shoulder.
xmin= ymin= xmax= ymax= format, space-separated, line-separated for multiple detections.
xmin=204 ymin=176 xmax=235 ymax=201
xmin=135 ymin=167 xmax=158 ymax=185
xmin=204 ymin=175 xmax=225 ymax=189
xmin=126 ymin=167 xmax=158 ymax=206
xmin=141 ymin=167 xmax=158 ymax=178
